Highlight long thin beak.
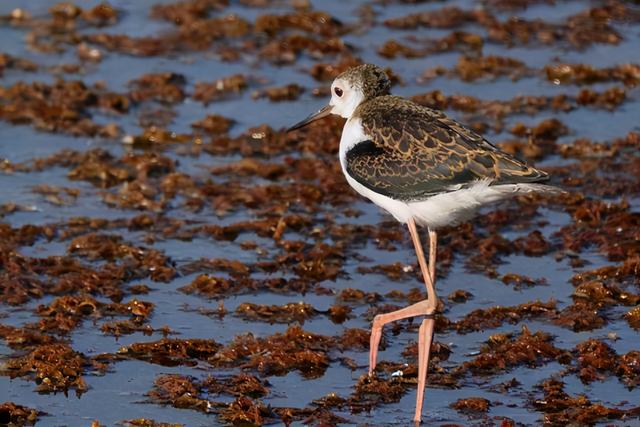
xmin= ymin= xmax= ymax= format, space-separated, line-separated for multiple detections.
xmin=286 ymin=104 xmax=332 ymax=132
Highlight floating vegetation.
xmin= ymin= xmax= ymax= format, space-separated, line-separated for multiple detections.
xmin=1 ymin=0 xmax=639 ymax=424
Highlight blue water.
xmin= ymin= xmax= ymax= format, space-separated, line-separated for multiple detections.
xmin=1 ymin=0 xmax=639 ymax=425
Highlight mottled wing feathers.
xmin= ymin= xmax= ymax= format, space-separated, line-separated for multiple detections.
xmin=347 ymin=96 xmax=548 ymax=201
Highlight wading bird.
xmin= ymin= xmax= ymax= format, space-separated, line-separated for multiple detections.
xmin=288 ymin=64 xmax=559 ymax=424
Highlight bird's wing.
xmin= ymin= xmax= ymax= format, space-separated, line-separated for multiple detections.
xmin=346 ymin=96 xmax=548 ymax=201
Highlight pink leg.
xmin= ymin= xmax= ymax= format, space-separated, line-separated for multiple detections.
xmin=369 ymin=219 xmax=438 ymax=373
xmin=414 ymin=317 xmax=435 ymax=424
xmin=368 ymin=219 xmax=439 ymax=424
xmin=369 ymin=299 xmax=434 ymax=374
xmin=428 ymin=229 xmax=437 ymax=285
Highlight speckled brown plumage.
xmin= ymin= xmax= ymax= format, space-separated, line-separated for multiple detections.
xmin=338 ymin=64 xmax=392 ymax=101
xmin=346 ymin=95 xmax=549 ymax=201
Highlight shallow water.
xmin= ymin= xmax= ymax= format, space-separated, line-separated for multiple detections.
xmin=1 ymin=0 xmax=639 ymax=426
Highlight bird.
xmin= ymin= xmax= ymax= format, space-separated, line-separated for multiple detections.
xmin=287 ymin=64 xmax=560 ymax=424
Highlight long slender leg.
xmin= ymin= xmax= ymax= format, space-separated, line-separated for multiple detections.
xmin=415 ymin=228 xmax=437 ymax=425
xmin=367 ymin=219 xmax=439 ymax=424
xmin=369 ymin=219 xmax=439 ymax=374
xmin=407 ymin=219 xmax=437 ymax=306
xmin=428 ymin=229 xmax=437 ymax=286
xmin=414 ymin=318 xmax=435 ymax=424
xmin=369 ymin=299 xmax=433 ymax=373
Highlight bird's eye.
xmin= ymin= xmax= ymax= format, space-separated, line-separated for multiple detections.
xmin=334 ymin=87 xmax=343 ymax=97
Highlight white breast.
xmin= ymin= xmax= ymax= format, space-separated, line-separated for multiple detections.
xmin=338 ymin=118 xmax=367 ymax=169
xmin=339 ymin=118 xmax=414 ymax=224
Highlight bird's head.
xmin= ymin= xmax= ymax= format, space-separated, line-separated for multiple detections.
xmin=287 ymin=64 xmax=391 ymax=131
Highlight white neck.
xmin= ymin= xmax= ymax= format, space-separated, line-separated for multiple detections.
xmin=338 ymin=118 xmax=367 ymax=169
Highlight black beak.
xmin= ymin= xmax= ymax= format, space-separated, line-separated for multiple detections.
xmin=286 ymin=104 xmax=332 ymax=132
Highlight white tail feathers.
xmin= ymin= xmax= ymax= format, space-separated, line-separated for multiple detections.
xmin=408 ymin=181 xmax=564 ymax=229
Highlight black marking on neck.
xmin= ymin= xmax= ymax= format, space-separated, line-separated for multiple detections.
xmin=345 ymin=139 xmax=384 ymax=161
xmin=344 ymin=140 xmax=400 ymax=199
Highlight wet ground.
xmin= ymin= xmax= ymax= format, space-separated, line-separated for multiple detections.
xmin=1 ymin=0 xmax=639 ymax=426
